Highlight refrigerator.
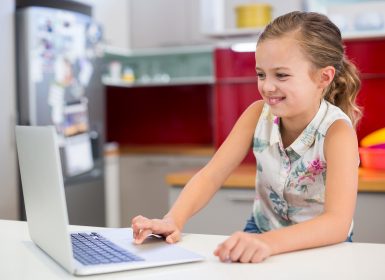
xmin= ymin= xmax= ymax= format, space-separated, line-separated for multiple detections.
xmin=16 ymin=0 xmax=106 ymax=226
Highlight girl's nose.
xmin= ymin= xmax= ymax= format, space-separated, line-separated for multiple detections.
xmin=261 ymin=77 xmax=276 ymax=93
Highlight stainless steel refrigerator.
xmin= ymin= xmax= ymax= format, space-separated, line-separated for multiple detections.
xmin=16 ymin=0 xmax=106 ymax=226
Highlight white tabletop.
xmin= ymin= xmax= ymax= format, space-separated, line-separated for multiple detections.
xmin=1 ymin=219 xmax=385 ymax=280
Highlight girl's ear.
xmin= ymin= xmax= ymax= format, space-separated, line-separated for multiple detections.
xmin=319 ymin=66 xmax=335 ymax=89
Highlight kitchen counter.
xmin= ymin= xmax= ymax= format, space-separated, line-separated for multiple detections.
xmin=105 ymin=145 xmax=385 ymax=192
xmin=105 ymin=145 xmax=215 ymax=157
xmin=166 ymin=164 xmax=385 ymax=192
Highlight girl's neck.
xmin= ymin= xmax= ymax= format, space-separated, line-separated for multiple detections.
xmin=280 ymin=119 xmax=305 ymax=149
xmin=279 ymin=103 xmax=321 ymax=148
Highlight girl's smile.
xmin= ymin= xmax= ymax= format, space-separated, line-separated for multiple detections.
xmin=266 ymin=96 xmax=286 ymax=106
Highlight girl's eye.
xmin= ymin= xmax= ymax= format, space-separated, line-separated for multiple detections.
xmin=257 ymin=73 xmax=265 ymax=80
xmin=276 ymin=73 xmax=289 ymax=79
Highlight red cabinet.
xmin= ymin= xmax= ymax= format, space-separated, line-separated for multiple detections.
xmin=345 ymin=38 xmax=385 ymax=142
xmin=356 ymin=77 xmax=385 ymax=142
xmin=345 ymin=39 xmax=385 ymax=74
xmin=213 ymin=49 xmax=261 ymax=163
xmin=106 ymin=38 xmax=385 ymax=152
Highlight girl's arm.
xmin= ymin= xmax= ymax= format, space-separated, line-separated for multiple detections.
xmin=215 ymin=119 xmax=359 ymax=262
xmin=132 ymin=100 xmax=265 ymax=243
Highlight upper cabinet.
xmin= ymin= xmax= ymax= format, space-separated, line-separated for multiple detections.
xmin=344 ymin=38 xmax=385 ymax=143
xmin=345 ymin=38 xmax=385 ymax=74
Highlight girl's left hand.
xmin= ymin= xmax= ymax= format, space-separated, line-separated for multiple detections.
xmin=213 ymin=231 xmax=272 ymax=263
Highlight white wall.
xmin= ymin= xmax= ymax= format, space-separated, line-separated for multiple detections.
xmin=80 ymin=0 xmax=131 ymax=49
xmin=0 ymin=0 xmax=19 ymax=220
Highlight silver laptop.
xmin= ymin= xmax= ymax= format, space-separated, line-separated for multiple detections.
xmin=15 ymin=125 xmax=204 ymax=276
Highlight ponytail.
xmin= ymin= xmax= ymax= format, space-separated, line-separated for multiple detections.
xmin=323 ymin=57 xmax=362 ymax=128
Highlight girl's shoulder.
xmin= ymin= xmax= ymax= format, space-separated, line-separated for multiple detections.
xmin=249 ymin=99 xmax=265 ymax=113
xmin=318 ymin=101 xmax=352 ymax=137
xmin=241 ymin=100 xmax=266 ymax=123
xmin=323 ymin=103 xmax=358 ymax=162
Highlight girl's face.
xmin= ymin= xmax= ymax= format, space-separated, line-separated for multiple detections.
xmin=255 ymin=35 xmax=326 ymax=124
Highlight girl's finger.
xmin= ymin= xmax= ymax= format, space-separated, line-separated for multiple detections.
xmin=134 ymin=228 xmax=153 ymax=244
xmin=239 ymin=245 xmax=256 ymax=263
xmin=131 ymin=215 xmax=149 ymax=237
xmin=216 ymin=234 xmax=240 ymax=262
xmin=228 ymin=238 xmax=244 ymax=262
xmin=165 ymin=230 xmax=180 ymax=244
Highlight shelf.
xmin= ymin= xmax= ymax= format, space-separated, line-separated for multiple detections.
xmin=102 ymin=76 xmax=215 ymax=88
xmin=103 ymin=45 xmax=214 ymax=87
xmin=104 ymin=45 xmax=214 ymax=57
xmin=342 ymin=30 xmax=385 ymax=40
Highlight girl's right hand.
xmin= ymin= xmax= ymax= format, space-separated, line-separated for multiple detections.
xmin=131 ymin=215 xmax=181 ymax=245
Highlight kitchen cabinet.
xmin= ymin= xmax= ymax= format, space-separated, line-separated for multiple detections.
xmin=354 ymin=192 xmax=385 ymax=243
xmin=213 ymin=48 xmax=262 ymax=162
xmin=344 ymin=38 xmax=385 ymax=142
xmin=170 ymin=186 xmax=254 ymax=235
xmin=119 ymin=153 xmax=210 ymax=227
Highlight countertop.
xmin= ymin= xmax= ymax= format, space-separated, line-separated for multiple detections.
xmin=107 ymin=145 xmax=385 ymax=192
xmin=166 ymin=164 xmax=385 ymax=192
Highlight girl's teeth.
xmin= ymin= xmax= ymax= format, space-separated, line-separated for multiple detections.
xmin=269 ymin=97 xmax=283 ymax=105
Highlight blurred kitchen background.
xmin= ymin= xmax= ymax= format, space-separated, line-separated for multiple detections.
xmin=1 ymin=0 xmax=385 ymax=243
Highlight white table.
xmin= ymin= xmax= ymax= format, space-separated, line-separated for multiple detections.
xmin=1 ymin=219 xmax=385 ymax=279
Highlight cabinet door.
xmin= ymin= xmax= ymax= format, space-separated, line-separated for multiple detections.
xmin=214 ymin=49 xmax=256 ymax=79
xmin=356 ymin=77 xmax=385 ymax=142
xmin=213 ymin=48 xmax=261 ymax=163
xmin=170 ymin=187 xmax=254 ymax=235
xmin=354 ymin=192 xmax=385 ymax=243
xmin=214 ymin=82 xmax=260 ymax=163
xmin=214 ymin=83 xmax=260 ymax=147
xmin=119 ymin=154 xmax=210 ymax=227
xmin=345 ymin=39 xmax=385 ymax=74
xmin=120 ymin=155 xmax=173 ymax=226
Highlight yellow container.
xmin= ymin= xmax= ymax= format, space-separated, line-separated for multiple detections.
xmin=361 ymin=128 xmax=385 ymax=147
xmin=235 ymin=4 xmax=272 ymax=28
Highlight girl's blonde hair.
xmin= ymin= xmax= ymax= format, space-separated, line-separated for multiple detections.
xmin=258 ymin=11 xmax=362 ymax=128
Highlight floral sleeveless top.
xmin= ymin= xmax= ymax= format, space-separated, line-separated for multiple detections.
xmin=252 ymin=99 xmax=352 ymax=232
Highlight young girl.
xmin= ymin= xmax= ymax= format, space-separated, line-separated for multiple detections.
xmin=131 ymin=11 xmax=361 ymax=263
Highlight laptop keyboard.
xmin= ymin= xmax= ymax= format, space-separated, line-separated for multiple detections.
xmin=71 ymin=232 xmax=144 ymax=266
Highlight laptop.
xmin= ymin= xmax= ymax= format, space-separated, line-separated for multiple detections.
xmin=15 ymin=125 xmax=204 ymax=276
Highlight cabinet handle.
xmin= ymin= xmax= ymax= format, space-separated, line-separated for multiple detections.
xmin=226 ymin=195 xmax=254 ymax=203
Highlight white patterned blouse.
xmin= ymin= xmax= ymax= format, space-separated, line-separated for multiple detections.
xmin=252 ymin=99 xmax=353 ymax=232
